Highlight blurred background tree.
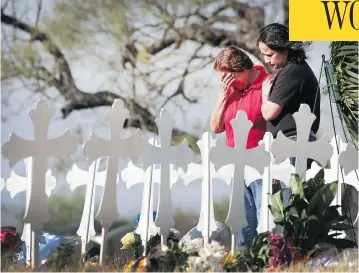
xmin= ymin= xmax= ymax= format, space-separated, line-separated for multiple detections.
xmin=43 ymin=195 xmax=85 ymax=233
xmin=9 ymin=195 xmax=85 ymax=233
xmin=1 ymin=0 xmax=288 ymax=149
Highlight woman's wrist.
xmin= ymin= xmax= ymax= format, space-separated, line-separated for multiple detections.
xmin=262 ymin=94 xmax=269 ymax=103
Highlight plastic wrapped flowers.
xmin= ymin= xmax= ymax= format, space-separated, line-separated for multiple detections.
xmin=181 ymin=239 xmax=227 ymax=272
xmin=120 ymin=232 xmax=137 ymax=250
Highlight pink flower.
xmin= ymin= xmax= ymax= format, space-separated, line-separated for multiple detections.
xmin=269 ymin=233 xmax=281 ymax=241
xmin=273 ymin=252 xmax=281 ymax=260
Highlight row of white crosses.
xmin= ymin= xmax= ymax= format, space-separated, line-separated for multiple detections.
xmin=78 ymin=99 xmax=193 ymax=264
xmin=257 ymin=106 xmax=359 ymax=235
xmin=257 ymin=106 xmax=334 ymax=234
xmin=2 ymin=99 xmax=358 ymax=267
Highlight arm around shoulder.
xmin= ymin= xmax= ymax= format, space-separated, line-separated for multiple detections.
xmin=261 ymin=76 xmax=281 ymax=121
xmin=262 ymin=66 xmax=302 ymax=121
xmin=261 ymin=101 xmax=282 ymax=121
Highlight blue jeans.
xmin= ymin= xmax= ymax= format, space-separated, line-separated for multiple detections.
xmin=275 ymin=134 xmax=317 ymax=204
xmin=236 ymin=179 xmax=262 ymax=249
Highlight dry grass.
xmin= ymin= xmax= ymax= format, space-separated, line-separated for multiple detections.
xmin=2 ymin=256 xmax=358 ymax=272
xmin=274 ymin=262 xmax=357 ymax=272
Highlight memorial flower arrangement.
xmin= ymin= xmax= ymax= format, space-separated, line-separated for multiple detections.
xmin=120 ymin=170 xmax=357 ymax=272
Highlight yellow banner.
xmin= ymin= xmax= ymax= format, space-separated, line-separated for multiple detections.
xmin=289 ymin=0 xmax=359 ymax=41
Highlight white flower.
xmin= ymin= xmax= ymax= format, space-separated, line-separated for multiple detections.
xmin=182 ymin=239 xmax=226 ymax=272
xmin=198 ymin=247 xmax=212 ymax=258
xmin=187 ymin=256 xmax=211 ymax=272
xmin=180 ymin=238 xmax=203 ymax=254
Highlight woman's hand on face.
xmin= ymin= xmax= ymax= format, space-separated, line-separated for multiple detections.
xmin=220 ymin=72 xmax=235 ymax=95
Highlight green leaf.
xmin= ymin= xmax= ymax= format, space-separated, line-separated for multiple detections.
xmin=273 ymin=225 xmax=286 ymax=237
xmin=271 ymin=191 xmax=284 ymax=215
xmin=323 ymin=210 xmax=341 ymax=224
xmin=326 ymin=238 xmax=358 ymax=249
xmin=303 ymin=174 xmax=324 ymax=201
xmin=274 ymin=217 xmax=284 ymax=224
xmin=313 ymin=168 xmax=325 ymax=181
xmin=307 ymin=242 xmax=335 ymax=256
xmin=258 ymin=245 xmax=269 ymax=257
xmin=269 ymin=205 xmax=282 ymax=219
xmin=289 ymin=173 xmax=304 ymax=196
xmin=342 ymin=74 xmax=358 ymax=85
xmin=307 ymin=182 xmax=338 ymax=214
xmin=337 ymin=45 xmax=359 ymax=51
xmin=337 ymin=214 xmax=350 ymax=222
xmin=308 ymin=215 xmax=319 ymax=222
xmin=288 ymin=206 xmax=299 ymax=218
xmin=343 ymin=62 xmax=359 ymax=70
xmin=328 ymin=222 xmax=354 ymax=230
xmin=335 ymin=50 xmax=358 ymax=57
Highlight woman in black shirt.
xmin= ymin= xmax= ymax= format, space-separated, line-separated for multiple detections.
xmin=257 ymin=23 xmax=320 ymax=139
xmin=256 ymin=23 xmax=320 ymax=202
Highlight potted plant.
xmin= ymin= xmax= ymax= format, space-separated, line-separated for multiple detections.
xmin=269 ymin=169 xmax=357 ymax=260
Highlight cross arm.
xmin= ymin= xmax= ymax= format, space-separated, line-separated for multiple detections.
xmin=169 ymin=139 xmax=193 ymax=172
xmin=209 ymin=139 xmax=235 ymax=171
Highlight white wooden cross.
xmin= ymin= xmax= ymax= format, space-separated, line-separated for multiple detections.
xmin=5 ymin=157 xmax=57 ymax=265
xmin=142 ymin=109 xmax=193 ymax=243
xmin=6 ymin=157 xmax=56 ymax=199
xmin=122 ymin=160 xmax=178 ymax=188
xmin=271 ymin=104 xmax=333 ymax=179
xmin=306 ymin=136 xmax=346 ymax=211
xmin=66 ymin=158 xmax=118 ymax=254
xmin=121 ymin=137 xmax=180 ymax=255
xmin=178 ymin=132 xmax=232 ymax=244
xmin=83 ymin=99 xmax=150 ymax=264
xmin=309 ymin=138 xmax=359 ymax=238
xmin=339 ymin=142 xmax=359 ymax=226
xmin=257 ymin=132 xmax=295 ymax=234
xmin=209 ymin=111 xmax=269 ymax=254
xmin=310 ymin=136 xmax=358 ymax=239
xmin=339 ymin=142 xmax=359 ymax=177
xmin=1 ymin=99 xmax=77 ymax=269
xmin=217 ymin=134 xmax=295 ymax=234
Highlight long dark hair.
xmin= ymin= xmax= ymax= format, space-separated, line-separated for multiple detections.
xmin=257 ymin=23 xmax=312 ymax=64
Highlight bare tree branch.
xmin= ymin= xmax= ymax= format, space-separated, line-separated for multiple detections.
xmin=1 ymin=0 xmax=276 ymax=153
xmin=1 ymin=12 xmax=75 ymax=91
xmin=1 ymin=11 xmax=199 ymax=149
xmin=121 ymin=1 xmax=267 ymax=70
xmin=159 ymin=43 xmax=208 ymax=108
xmin=35 ymin=0 xmax=42 ymax=26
